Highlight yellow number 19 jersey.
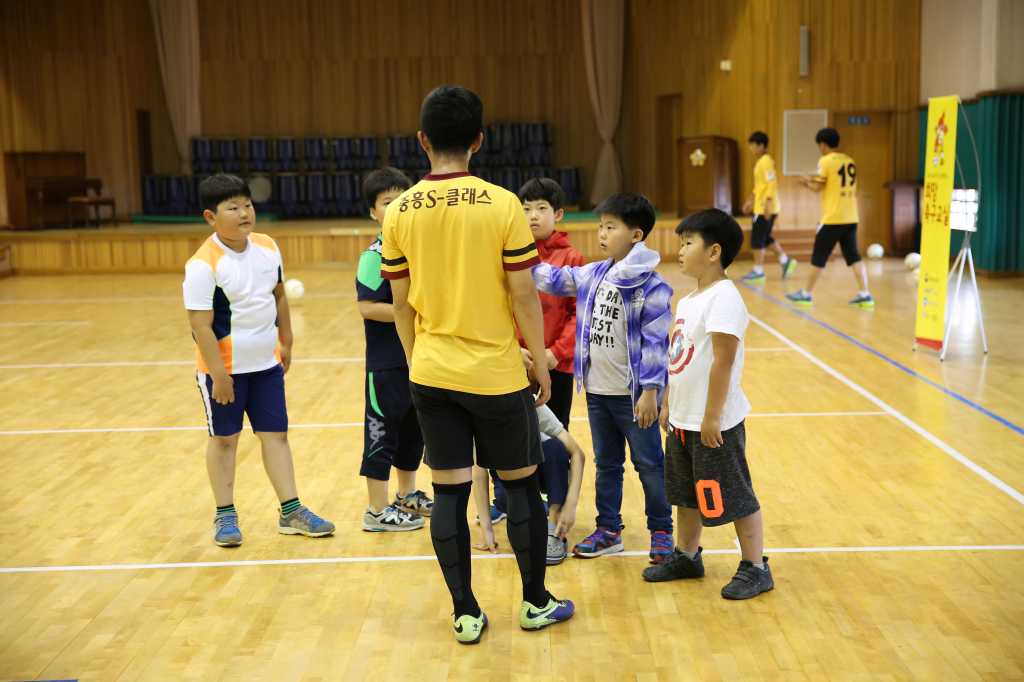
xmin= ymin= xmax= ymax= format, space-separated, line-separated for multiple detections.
xmin=814 ymin=152 xmax=859 ymax=224
xmin=752 ymin=154 xmax=780 ymax=215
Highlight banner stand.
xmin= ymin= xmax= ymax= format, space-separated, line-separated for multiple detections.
xmin=930 ymin=231 xmax=988 ymax=361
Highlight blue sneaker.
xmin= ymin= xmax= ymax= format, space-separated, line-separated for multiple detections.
xmin=741 ymin=270 xmax=766 ymax=283
xmin=649 ymin=530 xmax=675 ymax=564
xmin=782 ymin=258 xmax=797 ymax=280
xmin=849 ymin=293 xmax=874 ymax=308
xmin=394 ymin=489 xmax=433 ymax=517
xmin=519 ymin=594 xmax=575 ymax=631
xmin=785 ymin=290 xmax=813 ymax=307
xmin=475 ymin=503 xmax=507 ymax=525
xmin=213 ymin=513 xmax=242 ymax=547
xmin=279 ymin=505 xmax=335 ymax=537
xmin=572 ymin=527 xmax=623 ymax=558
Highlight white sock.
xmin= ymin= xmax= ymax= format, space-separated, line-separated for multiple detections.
xmin=547 ymin=523 xmax=557 ymax=536
xmin=753 ymin=265 xmax=764 ymax=275
xmin=681 ymin=550 xmax=699 ymax=560
xmin=801 ymin=289 xmax=811 ymax=297
xmin=753 ymin=562 xmax=766 ymax=571
xmin=859 ymin=290 xmax=870 ymax=298
xmin=779 ymin=254 xmax=789 ymax=264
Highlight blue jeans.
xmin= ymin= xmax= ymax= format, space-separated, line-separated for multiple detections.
xmin=586 ymin=393 xmax=673 ymax=534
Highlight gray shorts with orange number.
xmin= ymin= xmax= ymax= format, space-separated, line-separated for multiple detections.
xmin=664 ymin=421 xmax=760 ymax=527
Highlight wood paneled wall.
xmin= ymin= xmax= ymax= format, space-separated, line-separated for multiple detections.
xmin=0 ymin=0 xmax=181 ymax=226
xmin=198 ymin=0 xmax=603 ymax=197
xmin=622 ymin=0 xmax=922 ymax=229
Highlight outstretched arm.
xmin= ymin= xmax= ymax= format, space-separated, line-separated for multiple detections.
xmin=532 ymin=262 xmax=581 ymax=297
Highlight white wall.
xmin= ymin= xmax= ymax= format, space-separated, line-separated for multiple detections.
xmin=995 ymin=0 xmax=1024 ymax=89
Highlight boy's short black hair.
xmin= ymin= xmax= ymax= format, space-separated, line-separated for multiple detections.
xmin=517 ymin=177 xmax=565 ymax=211
xmin=594 ymin=192 xmax=657 ymax=239
xmin=815 ymin=127 xmax=840 ymax=148
xmin=420 ymin=85 xmax=483 ymax=156
xmin=675 ymin=209 xmax=744 ymax=269
xmin=748 ymin=131 xmax=769 ymax=147
xmin=362 ymin=167 xmax=412 ymax=206
xmin=200 ymin=173 xmax=250 ymax=213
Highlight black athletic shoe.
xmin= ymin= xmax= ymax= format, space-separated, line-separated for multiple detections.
xmin=721 ymin=557 xmax=774 ymax=600
xmin=641 ymin=547 xmax=705 ymax=582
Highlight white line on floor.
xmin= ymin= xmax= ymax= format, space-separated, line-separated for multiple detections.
xmin=745 ymin=348 xmax=796 ymax=352
xmin=749 ymin=314 xmax=1024 ymax=506
xmin=0 ymin=358 xmax=364 ymax=369
xmin=0 ymin=414 xmax=890 ymax=435
xmin=2 ymin=545 xmax=1021 ymax=573
xmin=0 ymin=293 xmax=354 ymax=305
xmin=0 ymin=321 xmax=93 ymax=327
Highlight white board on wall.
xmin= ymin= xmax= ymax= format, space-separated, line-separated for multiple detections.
xmin=783 ymin=109 xmax=829 ymax=175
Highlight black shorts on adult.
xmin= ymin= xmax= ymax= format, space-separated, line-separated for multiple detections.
xmin=410 ymin=383 xmax=544 ymax=471
xmin=664 ymin=421 xmax=759 ymax=527
xmin=749 ymin=214 xmax=777 ymax=249
xmin=812 ymin=223 xmax=861 ymax=268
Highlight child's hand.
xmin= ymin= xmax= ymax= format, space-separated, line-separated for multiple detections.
xmin=472 ymin=526 xmax=499 ymax=553
xmin=520 ymin=348 xmax=534 ymax=371
xmin=545 ymin=348 xmax=559 ymax=370
xmin=279 ymin=344 xmax=292 ymax=374
xmin=701 ymin=416 xmax=723 ymax=448
xmin=742 ymin=197 xmax=753 ymax=215
xmin=212 ymin=374 xmax=235 ymax=404
xmin=659 ymin=407 xmax=670 ymax=432
xmin=554 ymin=507 xmax=576 ymax=540
xmin=635 ymin=390 xmax=658 ymax=429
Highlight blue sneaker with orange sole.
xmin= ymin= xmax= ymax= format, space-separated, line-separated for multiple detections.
xmin=649 ymin=530 xmax=675 ymax=564
xmin=572 ymin=527 xmax=623 ymax=558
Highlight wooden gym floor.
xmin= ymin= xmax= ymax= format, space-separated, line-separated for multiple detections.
xmin=1 ymin=258 xmax=1023 ymax=681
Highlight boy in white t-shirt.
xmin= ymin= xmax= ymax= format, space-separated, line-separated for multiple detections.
xmin=184 ymin=174 xmax=334 ymax=547
xmin=642 ymin=209 xmax=773 ymax=600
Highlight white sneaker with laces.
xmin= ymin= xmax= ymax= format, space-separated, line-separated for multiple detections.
xmin=362 ymin=505 xmax=425 ymax=532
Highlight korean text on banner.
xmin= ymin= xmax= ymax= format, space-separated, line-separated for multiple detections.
xmin=914 ymin=95 xmax=959 ymax=351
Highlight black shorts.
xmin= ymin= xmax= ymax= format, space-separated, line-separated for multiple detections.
xmin=664 ymin=421 xmax=760 ymax=527
xmin=410 ymin=383 xmax=544 ymax=471
xmin=749 ymin=214 xmax=777 ymax=249
xmin=812 ymin=223 xmax=861 ymax=268
xmin=360 ymin=367 xmax=424 ymax=481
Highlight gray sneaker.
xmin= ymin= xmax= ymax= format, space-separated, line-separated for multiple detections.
xmin=213 ymin=513 xmax=243 ymax=547
xmin=362 ymin=505 xmax=425 ymax=532
xmin=278 ymin=505 xmax=336 ymax=537
xmin=721 ymin=557 xmax=774 ymax=599
xmin=641 ymin=547 xmax=705 ymax=582
xmin=394 ymin=489 xmax=433 ymax=517
xmin=547 ymin=533 xmax=568 ymax=565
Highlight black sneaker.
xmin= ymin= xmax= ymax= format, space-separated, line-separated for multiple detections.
xmin=641 ymin=547 xmax=705 ymax=582
xmin=721 ymin=557 xmax=774 ymax=599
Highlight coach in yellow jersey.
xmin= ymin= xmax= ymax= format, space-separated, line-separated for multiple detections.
xmin=787 ymin=127 xmax=874 ymax=308
xmin=381 ymin=85 xmax=575 ymax=644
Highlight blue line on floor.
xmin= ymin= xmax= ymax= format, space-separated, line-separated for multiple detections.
xmin=738 ymin=281 xmax=1024 ymax=437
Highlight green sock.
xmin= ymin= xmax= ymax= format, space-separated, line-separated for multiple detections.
xmin=216 ymin=504 xmax=236 ymax=516
xmin=280 ymin=498 xmax=301 ymax=516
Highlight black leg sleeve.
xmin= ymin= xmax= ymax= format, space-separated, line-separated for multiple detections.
xmin=430 ymin=481 xmax=480 ymax=618
xmin=501 ymin=471 xmax=549 ymax=608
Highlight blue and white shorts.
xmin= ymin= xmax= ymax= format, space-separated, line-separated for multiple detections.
xmin=196 ymin=364 xmax=288 ymax=436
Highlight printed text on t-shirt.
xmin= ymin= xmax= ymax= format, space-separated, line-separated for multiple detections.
xmin=591 ymin=286 xmax=623 ymax=349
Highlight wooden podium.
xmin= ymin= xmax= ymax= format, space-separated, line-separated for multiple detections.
xmin=677 ymin=136 xmax=739 ymax=217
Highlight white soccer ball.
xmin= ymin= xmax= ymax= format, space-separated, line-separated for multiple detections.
xmin=284 ymin=278 xmax=305 ymax=299
xmin=904 ymin=252 xmax=922 ymax=270
xmin=867 ymin=243 xmax=884 ymax=260
xmin=913 ymin=267 xmax=920 ymax=283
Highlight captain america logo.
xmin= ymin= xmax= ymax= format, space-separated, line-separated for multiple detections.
xmin=668 ymin=319 xmax=694 ymax=375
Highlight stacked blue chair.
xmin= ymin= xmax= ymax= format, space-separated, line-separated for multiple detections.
xmin=527 ymin=168 xmax=553 ymax=180
xmin=306 ymin=172 xmax=330 ymax=216
xmin=556 ymin=168 xmax=582 ymax=206
xmin=275 ymin=173 xmax=302 ymax=217
xmin=247 ymin=138 xmax=270 ymax=172
xmin=354 ymin=137 xmax=379 ymax=171
xmin=408 ymin=135 xmax=430 ymax=170
xmin=523 ymin=124 xmax=551 ymax=167
xmin=471 ymin=169 xmax=494 ymax=184
xmin=219 ymin=139 xmax=241 ymax=173
xmin=165 ymin=175 xmax=189 ymax=215
xmin=332 ymin=137 xmax=355 ymax=171
xmin=189 ymin=174 xmax=212 ymax=213
xmin=191 ymin=138 xmax=215 ymax=173
xmin=304 ymin=137 xmax=327 ymax=172
xmin=275 ymin=138 xmax=298 ymax=172
xmin=388 ymin=136 xmax=409 ymax=169
xmin=496 ymin=124 xmax=522 ymax=167
xmin=333 ymin=173 xmax=359 ymax=216
xmin=470 ymin=127 xmax=490 ymax=168
xmin=498 ymin=169 xmax=524 ymax=194
xmin=141 ymin=175 xmax=161 ymax=215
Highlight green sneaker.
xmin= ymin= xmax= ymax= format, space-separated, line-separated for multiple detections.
xmin=785 ymin=290 xmax=813 ymax=307
xmin=782 ymin=258 xmax=797 ymax=280
xmin=741 ymin=270 xmax=766 ymax=283
xmin=453 ymin=611 xmax=488 ymax=644
xmin=519 ymin=594 xmax=575 ymax=631
xmin=849 ymin=293 xmax=874 ymax=308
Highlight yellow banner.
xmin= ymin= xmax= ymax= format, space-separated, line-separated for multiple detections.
xmin=914 ymin=95 xmax=959 ymax=350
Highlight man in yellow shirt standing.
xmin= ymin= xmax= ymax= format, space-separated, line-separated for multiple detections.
xmin=382 ymin=85 xmax=575 ymax=645
xmin=787 ymin=128 xmax=873 ymax=308
xmin=741 ymin=131 xmax=796 ymax=283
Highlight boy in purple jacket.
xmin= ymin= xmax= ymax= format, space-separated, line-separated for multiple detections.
xmin=532 ymin=192 xmax=675 ymax=564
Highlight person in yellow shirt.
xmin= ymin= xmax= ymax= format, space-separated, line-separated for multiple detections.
xmin=787 ymin=128 xmax=873 ymax=308
xmin=741 ymin=132 xmax=796 ymax=283
xmin=382 ymin=85 xmax=575 ymax=644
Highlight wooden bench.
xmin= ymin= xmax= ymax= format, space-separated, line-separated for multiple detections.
xmin=68 ymin=195 xmax=117 ymax=228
